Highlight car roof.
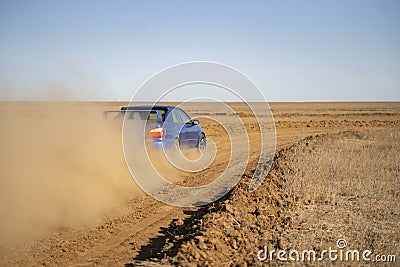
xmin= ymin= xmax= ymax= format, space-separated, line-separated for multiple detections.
xmin=121 ymin=105 xmax=175 ymax=111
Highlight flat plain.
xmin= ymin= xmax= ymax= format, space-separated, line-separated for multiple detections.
xmin=0 ymin=101 xmax=399 ymax=266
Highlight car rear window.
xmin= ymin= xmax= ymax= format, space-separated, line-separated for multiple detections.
xmin=126 ymin=110 xmax=156 ymax=120
xmin=125 ymin=109 xmax=166 ymax=121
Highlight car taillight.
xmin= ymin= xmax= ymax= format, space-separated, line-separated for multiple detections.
xmin=147 ymin=127 xmax=166 ymax=138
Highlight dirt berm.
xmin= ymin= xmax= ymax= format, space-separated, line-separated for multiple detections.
xmin=129 ymin=132 xmax=338 ymax=266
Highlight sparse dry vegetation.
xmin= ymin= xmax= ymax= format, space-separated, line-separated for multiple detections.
xmin=282 ymin=129 xmax=400 ymax=265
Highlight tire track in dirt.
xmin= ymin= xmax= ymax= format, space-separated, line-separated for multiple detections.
xmin=138 ymin=128 xmax=398 ymax=267
xmin=127 ymin=131 xmax=360 ymax=266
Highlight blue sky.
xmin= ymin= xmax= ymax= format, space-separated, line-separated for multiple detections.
xmin=0 ymin=0 xmax=399 ymax=101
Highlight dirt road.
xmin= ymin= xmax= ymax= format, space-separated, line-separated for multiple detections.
xmin=0 ymin=102 xmax=398 ymax=266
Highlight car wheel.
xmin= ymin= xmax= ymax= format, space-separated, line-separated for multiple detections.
xmin=198 ymin=134 xmax=206 ymax=152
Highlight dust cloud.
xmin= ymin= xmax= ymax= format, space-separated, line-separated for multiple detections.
xmin=0 ymin=102 xmax=139 ymax=246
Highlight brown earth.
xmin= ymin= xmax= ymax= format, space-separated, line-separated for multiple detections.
xmin=0 ymin=102 xmax=398 ymax=266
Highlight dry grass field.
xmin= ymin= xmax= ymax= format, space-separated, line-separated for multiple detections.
xmin=0 ymin=101 xmax=398 ymax=266
xmin=282 ymin=131 xmax=400 ymax=265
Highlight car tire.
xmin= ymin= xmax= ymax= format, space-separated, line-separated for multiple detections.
xmin=198 ymin=134 xmax=206 ymax=152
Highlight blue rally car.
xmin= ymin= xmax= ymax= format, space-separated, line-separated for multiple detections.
xmin=119 ymin=105 xmax=206 ymax=151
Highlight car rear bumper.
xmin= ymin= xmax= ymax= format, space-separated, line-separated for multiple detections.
xmin=145 ymin=138 xmax=174 ymax=150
